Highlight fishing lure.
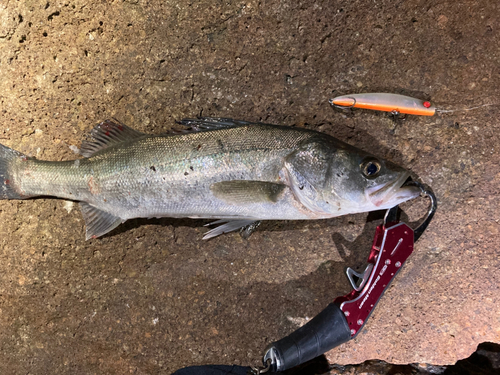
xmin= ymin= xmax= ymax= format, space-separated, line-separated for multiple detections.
xmin=329 ymin=93 xmax=436 ymax=116
xmin=330 ymin=92 xmax=497 ymax=117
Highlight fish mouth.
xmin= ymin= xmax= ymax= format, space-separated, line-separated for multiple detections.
xmin=366 ymin=172 xmax=421 ymax=209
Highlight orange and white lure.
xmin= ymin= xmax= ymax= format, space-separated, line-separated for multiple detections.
xmin=330 ymin=93 xmax=436 ymax=116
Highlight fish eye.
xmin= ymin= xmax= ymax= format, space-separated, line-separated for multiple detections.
xmin=360 ymin=159 xmax=381 ymax=178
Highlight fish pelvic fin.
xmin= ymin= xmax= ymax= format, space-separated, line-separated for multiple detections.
xmin=203 ymin=219 xmax=259 ymax=240
xmin=80 ymin=119 xmax=146 ymax=157
xmin=79 ymin=202 xmax=123 ymax=240
xmin=0 ymin=143 xmax=29 ymax=199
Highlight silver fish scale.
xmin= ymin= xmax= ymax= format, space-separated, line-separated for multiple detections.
xmin=16 ymin=124 xmax=317 ymax=221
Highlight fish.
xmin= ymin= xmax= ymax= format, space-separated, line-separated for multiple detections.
xmin=0 ymin=117 xmax=421 ymax=240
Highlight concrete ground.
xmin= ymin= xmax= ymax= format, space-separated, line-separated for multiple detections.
xmin=0 ymin=0 xmax=498 ymax=374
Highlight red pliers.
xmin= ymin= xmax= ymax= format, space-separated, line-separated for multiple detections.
xmin=259 ymin=182 xmax=437 ymax=372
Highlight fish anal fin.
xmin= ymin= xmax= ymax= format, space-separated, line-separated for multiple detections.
xmin=80 ymin=119 xmax=146 ymax=157
xmin=79 ymin=202 xmax=123 ymax=240
xmin=203 ymin=219 xmax=258 ymax=240
xmin=210 ymin=181 xmax=287 ymax=204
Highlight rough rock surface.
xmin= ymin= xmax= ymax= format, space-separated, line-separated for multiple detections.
xmin=327 ymin=342 xmax=500 ymax=375
xmin=0 ymin=0 xmax=498 ymax=373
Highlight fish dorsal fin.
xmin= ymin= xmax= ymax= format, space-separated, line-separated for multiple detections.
xmin=210 ymin=180 xmax=287 ymax=204
xmin=79 ymin=202 xmax=123 ymax=240
xmin=176 ymin=117 xmax=254 ymax=132
xmin=80 ymin=119 xmax=146 ymax=157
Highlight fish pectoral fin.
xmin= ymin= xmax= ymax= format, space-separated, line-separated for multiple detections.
xmin=210 ymin=180 xmax=287 ymax=204
xmin=176 ymin=117 xmax=254 ymax=131
xmin=80 ymin=119 xmax=146 ymax=157
xmin=203 ymin=219 xmax=259 ymax=240
xmin=79 ymin=202 xmax=123 ymax=240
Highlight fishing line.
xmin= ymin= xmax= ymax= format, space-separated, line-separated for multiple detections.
xmin=436 ymin=103 xmax=498 ymax=114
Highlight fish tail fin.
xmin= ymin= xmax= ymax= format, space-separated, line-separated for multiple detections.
xmin=0 ymin=143 xmax=26 ymax=199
